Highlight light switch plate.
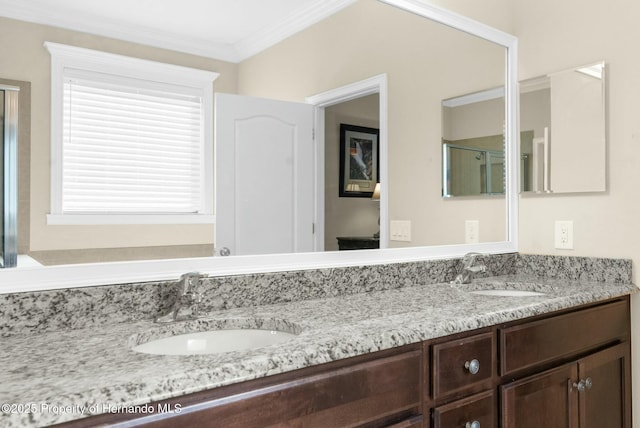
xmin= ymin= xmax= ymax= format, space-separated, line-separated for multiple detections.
xmin=390 ymin=220 xmax=411 ymax=242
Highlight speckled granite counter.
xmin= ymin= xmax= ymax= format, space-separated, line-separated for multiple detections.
xmin=1 ymin=269 xmax=636 ymax=427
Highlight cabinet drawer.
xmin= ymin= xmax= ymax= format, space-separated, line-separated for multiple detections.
xmin=431 ymin=332 xmax=495 ymax=399
xmin=84 ymin=349 xmax=422 ymax=428
xmin=386 ymin=415 xmax=424 ymax=427
xmin=500 ymin=300 xmax=629 ymax=376
xmin=433 ymin=390 xmax=496 ymax=428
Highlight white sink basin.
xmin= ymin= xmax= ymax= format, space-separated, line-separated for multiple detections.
xmin=468 ymin=289 xmax=546 ymax=297
xmin=132 ymin=329 xmax=297 ymax=356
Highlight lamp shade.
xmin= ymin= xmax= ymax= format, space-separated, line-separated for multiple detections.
xmin=371 ymin=182 xmax=381 ymax=201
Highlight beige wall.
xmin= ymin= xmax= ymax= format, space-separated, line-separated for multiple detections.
xmin=324 ymin=94 xmax=380 ymax=251
xmin=423 ymin=0 xmax=515 ymax=34
xmin=520 ymin=88 xmax=551 ymax=139
xmin=443 ymin=97 xmax=505 ymax=141
xmin=239 ymin=0 xmax=507 ymax=247
xmin=0 ymin=16 xmax=237 ymax=257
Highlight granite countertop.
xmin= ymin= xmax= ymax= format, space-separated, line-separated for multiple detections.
xmin=1 ymin=274 xmax=637 ymax=427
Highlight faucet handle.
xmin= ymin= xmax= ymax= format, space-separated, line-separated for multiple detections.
xmin=461 ymin=252 xmax=482 ymax=267
xmin=179 ymin=271 xmax=202 ymax=281
xmin=177 ymin=271 xmax=205 ymax=296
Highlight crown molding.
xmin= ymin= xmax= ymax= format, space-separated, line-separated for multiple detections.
xmin=234 ymin=0 xmax=357 ymax=61
xmin=0 ymin=0 xmax=356 ymax=63
xmin=0 ymin=0 xmax=238 ymax=61
xmin=442 ymin=86 xmax=505 ymax=108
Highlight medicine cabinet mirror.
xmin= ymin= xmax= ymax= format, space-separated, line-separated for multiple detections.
xmin=442 ymin=60 xmax=606 ymax=198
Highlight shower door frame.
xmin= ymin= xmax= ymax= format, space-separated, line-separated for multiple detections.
xmin=1 ymin=84 xmax=19 ymax=268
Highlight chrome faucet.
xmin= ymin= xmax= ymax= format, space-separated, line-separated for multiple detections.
xmin=155 ymin=272 xmax=207 ymax=323
xmin=451 ymin=252 xmax=487 ymax=285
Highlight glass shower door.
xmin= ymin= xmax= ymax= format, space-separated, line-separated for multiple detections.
xmin=1 ymin=85 xmax=19 ymax=268
xmin=1 ymin=89 xmax=4 ymax=265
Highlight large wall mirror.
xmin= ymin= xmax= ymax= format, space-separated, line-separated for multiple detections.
xmin=0 ymin=0 xmax=518 ymax=291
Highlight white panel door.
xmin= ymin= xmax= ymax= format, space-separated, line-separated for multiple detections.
xmin=215 ymin=93 xmax=315 ymax=256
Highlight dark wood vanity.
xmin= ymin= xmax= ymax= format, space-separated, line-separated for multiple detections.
xmin=55 ymin=296 xmax=631 ymax=428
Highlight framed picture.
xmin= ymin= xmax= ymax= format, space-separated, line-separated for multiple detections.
xmin=339 ymin=124 xmax=379 ymax=197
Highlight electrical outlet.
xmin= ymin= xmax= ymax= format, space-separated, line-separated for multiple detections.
xmin=390 ymin=220 xmax=412 ymax=242
xmin=465 ymin=220 xmax=479 ymax=244
xmin=554 ymin=220 xmax=574 ymax=250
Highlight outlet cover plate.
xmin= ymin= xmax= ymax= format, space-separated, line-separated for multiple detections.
xmin=465 ymin=220 xmax=479 ymax=244
xmin=554 ymin=220 xmax=574 ymax=249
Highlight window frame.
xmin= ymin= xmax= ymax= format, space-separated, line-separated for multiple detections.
xmin=44 ymin=41 xmax=219 ymax=225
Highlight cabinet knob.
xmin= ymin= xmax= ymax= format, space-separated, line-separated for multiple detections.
xmin=573 ymin=377 xmax=593 ymax=393
xmin=584 ymin=377 xmax=593 ymax=390
xmin=465 ymin=421 xmax=480 ymax=428
xmin=219 ymin=247 xmax=231 ymax=256
xmin=464 ymin=359 xmax=480 ymax=375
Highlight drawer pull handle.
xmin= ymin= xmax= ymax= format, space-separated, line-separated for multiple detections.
xmin=465 ymin=421 xmax=480 ymax=428
xmin=464 ymin=359 xmax=480 ymax=374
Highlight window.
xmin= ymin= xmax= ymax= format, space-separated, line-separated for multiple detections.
xmin=45 ymin=42 xmax=218 ymax=224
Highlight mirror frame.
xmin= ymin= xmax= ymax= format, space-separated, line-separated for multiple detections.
xmin=0 ymin=0 xmax=519 ymax=293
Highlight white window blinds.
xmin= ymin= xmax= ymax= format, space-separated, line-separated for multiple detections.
xmin=62 ymin=72 xmax=204 ymax=214
xmin=45 ymin=42 xmax=217 ymax=224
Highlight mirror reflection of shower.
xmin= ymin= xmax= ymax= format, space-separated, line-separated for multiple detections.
xmin=442 ymin=143 xmax=505 ymax=197
xmin=1 ymin=84 xmax=19 ymax=268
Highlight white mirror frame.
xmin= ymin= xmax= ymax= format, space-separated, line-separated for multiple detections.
xmin=0 ymin=0 xmax=518 ymax=293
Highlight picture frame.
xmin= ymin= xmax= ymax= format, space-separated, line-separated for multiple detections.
xmin=339 ymin=124 xmax=379 ymax=197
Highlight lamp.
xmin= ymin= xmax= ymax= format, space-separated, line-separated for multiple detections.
xmin=372 ymin=183 xmax=380 ymax=238
xmin=371 ymin=183 xmax=380 ymax=201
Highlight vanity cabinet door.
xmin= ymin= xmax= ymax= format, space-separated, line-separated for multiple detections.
xmin=578 ymin=343 xmax=631 ymax=428
xmin=501 ymin=362 xmax=579 ymax=428
xmin=501 ymin=343 xmax=631 ymax=428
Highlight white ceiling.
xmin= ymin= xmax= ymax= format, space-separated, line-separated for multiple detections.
xmin=0 ymin=0 xmax=355 ymax=62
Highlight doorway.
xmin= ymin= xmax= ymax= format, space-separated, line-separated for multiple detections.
xmin=307 ymin=74 xmax=388 ymax=252
xmin=323 ymin=94 xmax=380 ymax=251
